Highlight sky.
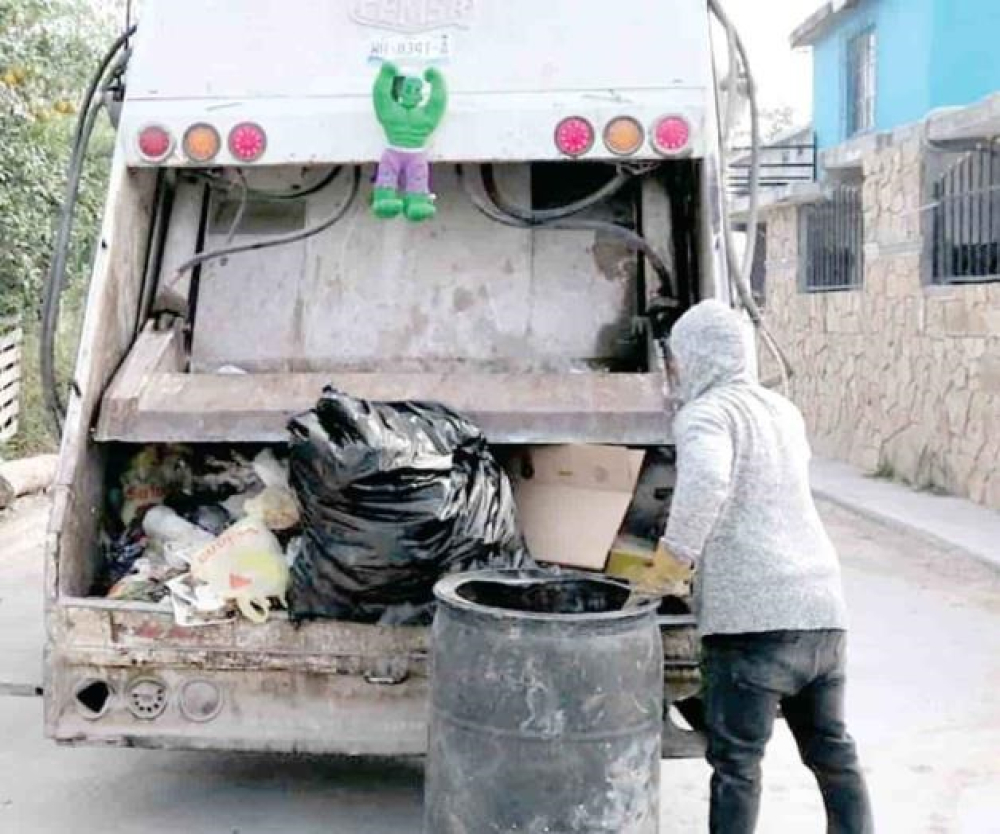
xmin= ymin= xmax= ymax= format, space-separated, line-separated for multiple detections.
xmin=723 ymin=0 xmax=820 ymax=123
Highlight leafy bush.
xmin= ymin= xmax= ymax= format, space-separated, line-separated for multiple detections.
xmin=1 ymin=0 xmax=122 ymax=455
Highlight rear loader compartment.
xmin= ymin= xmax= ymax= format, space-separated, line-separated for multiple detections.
xmin=48 ymin=438 xmax=698 ymax=753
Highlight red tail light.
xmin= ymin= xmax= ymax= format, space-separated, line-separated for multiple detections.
xmin=554 ymin=117 xmax=595 ymax=158
xmin=137 ymin=125 xmax=173 ymax=162
xmin=228 ymin=122 xmax=267 ymax=162
xmin=651 ymin=115 xmax=692 ymax=155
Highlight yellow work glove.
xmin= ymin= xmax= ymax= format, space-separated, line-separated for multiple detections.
xmin=630 ymin=541 xmax=695 ymax=600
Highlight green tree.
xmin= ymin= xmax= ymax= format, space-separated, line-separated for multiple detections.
xmin=0 ymin=0 xmax=122 ymax=453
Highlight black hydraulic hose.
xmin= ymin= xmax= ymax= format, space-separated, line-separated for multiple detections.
xmin=40 ymin=24 xmax=137 ymax=433
xmin=68 ymin=25 xmax=135 ymax=164
xmin=481 ymin=163 xmax=634 ymax=223
xmin=168 ymin=166 xmax=360 ymax=282
xmin=708 ymin=0 xmax=794 ymax=389
xmin=40 ymin=100 xmax=107 ymax=431
xmin=460 ymin=165 xmax=678 ymax=305
xmin=190 ymin=165 xmax=343 ymax=203
xmin=246 ymin=166 xmax=342 ymax=201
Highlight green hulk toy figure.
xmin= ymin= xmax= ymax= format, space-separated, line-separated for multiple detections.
xmin=372 ymin=61 xmax=448 ymax=222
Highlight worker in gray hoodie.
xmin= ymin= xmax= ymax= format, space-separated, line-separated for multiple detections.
xmin=638 ymin=300 xmax=873 ymax=833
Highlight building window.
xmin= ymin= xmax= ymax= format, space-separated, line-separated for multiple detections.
xmin=846 ymin=28 xmax=876 ymax=136
xmin=801 ymin=185 xmax=864 ymax=292
xmin=932 ymin=147 xmax=1000 ymax=284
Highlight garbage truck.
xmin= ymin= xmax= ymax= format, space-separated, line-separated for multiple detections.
xmin=43 ymin=0 xmax=766 ymax=755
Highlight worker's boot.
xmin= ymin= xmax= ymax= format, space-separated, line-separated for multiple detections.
xmin=372 ymin=187 xmax=404 ymax=219
xmin=403 ymin=192 xmax=437 ymax=222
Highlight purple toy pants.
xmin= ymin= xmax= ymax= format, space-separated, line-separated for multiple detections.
xmin=375 ymin=148 xmax=430 ymax=194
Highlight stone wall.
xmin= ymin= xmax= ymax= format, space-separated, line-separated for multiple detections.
xmin=760 ymin=135 xmax=1000 ymax=510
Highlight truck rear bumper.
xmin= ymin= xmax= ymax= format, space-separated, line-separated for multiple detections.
xmin=50 ymin=664 xmax=428 ymax=755
xmin=46 ymin=602 xmax=430 ymax=755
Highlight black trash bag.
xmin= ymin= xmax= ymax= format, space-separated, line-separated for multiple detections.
xmin=288 ymin=389 xmax=531 ymax=624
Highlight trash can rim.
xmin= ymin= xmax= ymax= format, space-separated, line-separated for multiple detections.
xmin=433 ymin=569 xmax=658 ymax=624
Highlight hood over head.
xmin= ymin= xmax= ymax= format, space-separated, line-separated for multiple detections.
xmin=669 ymin=300 xmax=753 ymax=402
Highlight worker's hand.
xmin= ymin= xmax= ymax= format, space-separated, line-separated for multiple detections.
xmin=631 ymin=541 xmax=695 ymax=599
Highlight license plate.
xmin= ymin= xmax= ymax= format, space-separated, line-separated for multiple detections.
xmin=368 ymin=33 xmax=454 ymax=63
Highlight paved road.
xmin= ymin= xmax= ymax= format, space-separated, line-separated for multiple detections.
xmin=1 ymin=497 xmax=999 ymax=832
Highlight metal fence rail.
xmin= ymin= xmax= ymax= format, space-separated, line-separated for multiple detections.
xmin=802 ymin=185 xmax=864 ymax=292
xmin=728 ymin=136 xmax=817 ymax=197
xmin=932 ymin=146 xmax=1000 ymax=284
xmin=0 ymin=318 xmax=23 ymax=443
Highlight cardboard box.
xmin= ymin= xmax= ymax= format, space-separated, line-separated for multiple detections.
xmin=512 ymin=445 xmax=646 ymax=571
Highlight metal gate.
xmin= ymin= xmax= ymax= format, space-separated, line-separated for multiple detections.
xmin=801 ymin=185 xmax=863 ymax=292
xmin=932 ymin=146 xmax=1000 ymax=284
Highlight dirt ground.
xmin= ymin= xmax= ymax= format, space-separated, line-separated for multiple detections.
xmin=1 ymin=496 xmax=999 ymax=832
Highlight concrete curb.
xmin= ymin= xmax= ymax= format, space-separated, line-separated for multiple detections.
xmin=810 ymin=458 xmax=1000 ymax=571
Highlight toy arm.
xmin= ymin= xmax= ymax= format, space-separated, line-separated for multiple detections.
xmin=422 ymin=67 xmax=448 ymax=125
xmin=373 ymin=61 xmax=399 ymax=120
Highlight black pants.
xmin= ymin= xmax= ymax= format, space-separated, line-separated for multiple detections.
xmin=702 ymin=630 xmax=874 ymax=834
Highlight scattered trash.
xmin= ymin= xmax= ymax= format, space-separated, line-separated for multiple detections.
xmin=99 ymin=411 xmax=533 ymax=627
xmin=287 ymin=389 xmax=530 ymax=624
xmin=98 ymin=445 xmax=299 ymax=619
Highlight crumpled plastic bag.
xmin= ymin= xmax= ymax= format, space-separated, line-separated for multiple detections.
xmin=188 ymin=517 xmax=290 ymax=624
xmin=242 ymin=449 xmax=300 ymax=531
xmin=165 ymin=573 xmax=232 ymax=627
xmin=287 ymin=388 xmax=531 ymax=624
xmin=212 ymin=449 xmax=301 ymax=532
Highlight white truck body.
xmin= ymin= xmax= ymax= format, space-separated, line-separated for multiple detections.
xmin=123 ymin=0 xmax=713 ymax=165
xmin=46 ymin=0 xmax=724 ymax=754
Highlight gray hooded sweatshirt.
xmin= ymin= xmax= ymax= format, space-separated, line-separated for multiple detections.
xmin=662 ymin=300 xmax=848 ymax=637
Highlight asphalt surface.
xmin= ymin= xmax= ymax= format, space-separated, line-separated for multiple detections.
xmin=1 ymin=496 xmax=999 ymax=832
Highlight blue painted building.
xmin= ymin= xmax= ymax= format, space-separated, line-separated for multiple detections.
xmin=793 ymin=0 xmax=1000 ymax=152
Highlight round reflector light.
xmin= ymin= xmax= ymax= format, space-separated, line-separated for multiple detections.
xmin=228 ymin=122 xmax=267 ymax=162
xmin=183 ymin=123 xmax=221 ymax=163
xmin=137 ymin=125 xmax=173 ymax=162
xmin=652 ymin=115 xmax=692 ymax=155
xmin=554 ymin=117 xmax=595 ymax=158
xmin=604 ymin=116 xmax=644 ymax=156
